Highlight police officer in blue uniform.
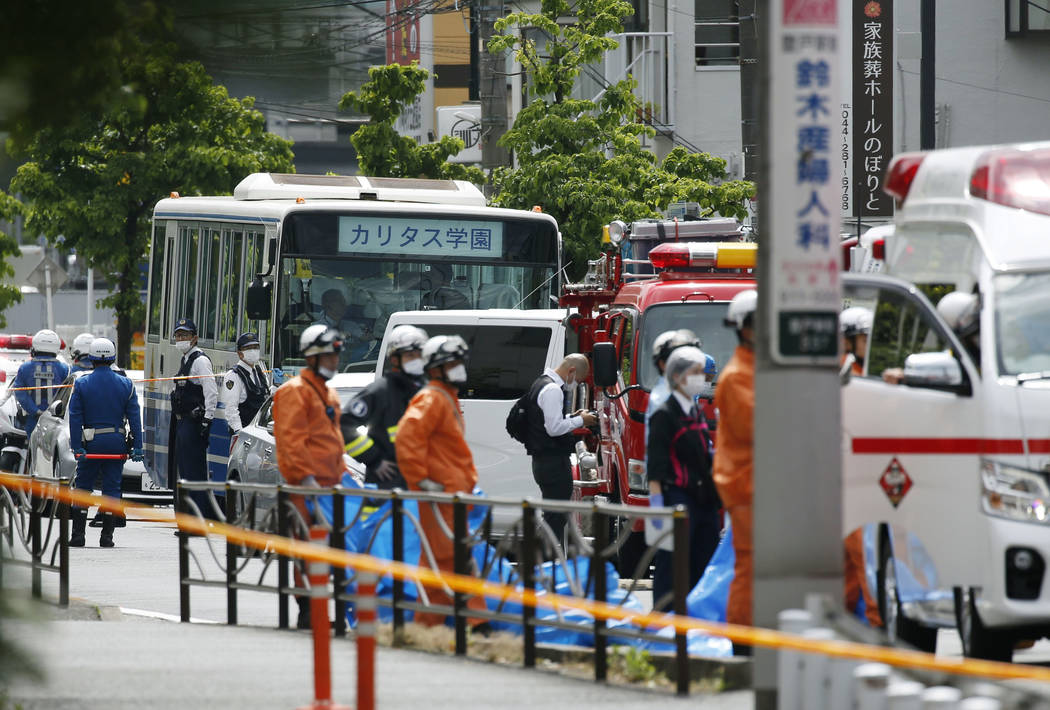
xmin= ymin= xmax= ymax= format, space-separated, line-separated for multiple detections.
xmin=220 ymin=332 xmax=270 ymax=437
xmin=68 ymin=338 xmax=143 ymax=548
xmin=171 ymin=319 xmax=218 ymax=521
xmin=13 ymin=329 xmax=70 ymax=440
xmin=68 ymin=333 xmax=96 ymax=374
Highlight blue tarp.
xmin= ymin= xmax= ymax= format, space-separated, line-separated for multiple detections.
xmin=315 ymin=480 xmax=733 ymax=658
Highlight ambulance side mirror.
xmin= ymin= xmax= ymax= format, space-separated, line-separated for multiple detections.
xmin=901 ymin=351 xmax=968 ymax=394
xmin=592 ymin=342 xmax=618 ymax=388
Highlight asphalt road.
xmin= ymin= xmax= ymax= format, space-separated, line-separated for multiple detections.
xmin=2 ymin=508 xmax=755 ymax=709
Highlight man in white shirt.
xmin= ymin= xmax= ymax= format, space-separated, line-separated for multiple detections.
xmin=171 ymin=318 xmax=218 ymax=521
xmin=221 ymin=332 xmax=270 ymax=438
xmin=524 ymin=353 xmax=597 ymax=548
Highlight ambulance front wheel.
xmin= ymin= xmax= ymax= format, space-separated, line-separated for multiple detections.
xmin=877 ymin=532 xmax=937 ymax=653
xmin=953 ymin=587 xmax=1014 ymax=663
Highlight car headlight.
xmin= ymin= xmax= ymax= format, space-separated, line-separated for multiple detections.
xmin=981 ymin=460 xmax=1050 ymax=524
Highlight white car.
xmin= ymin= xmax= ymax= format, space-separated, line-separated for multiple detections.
xmin=225 ymin=372 xmax=372 ymax=514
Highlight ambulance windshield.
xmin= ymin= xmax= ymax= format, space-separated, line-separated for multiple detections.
xmin=995 ymin=272 xmax=1050 ymax=376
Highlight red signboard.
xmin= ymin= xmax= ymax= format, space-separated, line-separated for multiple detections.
xmin=386 ymin=0 xmax=421 ymax=65
xmin=783 ymin=0 xmax=838 ymax=26
xmin=878 ymin=457 xmax=912 ymax=508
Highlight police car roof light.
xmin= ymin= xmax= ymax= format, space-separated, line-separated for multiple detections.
xmin=871 ymin=238 xmax=885 ymax=261
xmin=649 ymin=242 xmax=758 ymax=271
xmin=6 ymin=335 xmax=32 ymax=350
xmin=884 ymin=152 xmax=926 ymax=203
xmin=969 ymin=147 xmax=1050 ymax=216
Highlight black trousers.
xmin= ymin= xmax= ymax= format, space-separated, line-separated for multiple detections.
xmin=653 ymin=486 xmax=721 ymax=612
xmin=531 ymin=453 xmax=573 ymax=548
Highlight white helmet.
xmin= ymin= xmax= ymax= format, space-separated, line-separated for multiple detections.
xmin=937 ymin=291 xmax=979 ymax=334
xmin=31 ymin=329 xmax=62 ymax=356
xmin=422 ymin=334 xmax=469 ymax=371
xmin=840 ymin=306 xmax=874 ymax=338
xmin=88 ymin=337 xmax=116 ymax=364
xmin=71 ymin=332 xmax=95 ymax=360
xmin=652 ymin=329 xmax=701 ymax=367
xmin=299 ymin=324 xmax=343 ymax=358
xmin=724 ymin=290 xmax=757 ymax=330
xmin=387 ymin=325 xmax=429 ymax=356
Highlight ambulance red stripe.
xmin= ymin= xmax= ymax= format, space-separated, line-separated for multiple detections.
xmin=851 ymin=438 xmax=1025 ymax=455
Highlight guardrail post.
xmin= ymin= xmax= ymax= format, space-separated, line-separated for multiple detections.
xmin=777 ymin=609 xmax=812 ymax=710
xmin=886 ymin=680 xmax=924 ymax=710
xmin=921 ymin=687 xmax=962 ymax=709
xmin=277 ymin=485 xmax=290 ymax=630
xmin=521 ymin=501 xmax=537 ymax=669
xmin=357 ymin=570 xmax=378 ymax=710
xmin=672 ymin=506 xmax=689 ymax=696
xmin=593 ymin=503 xmax=609 ymax=683
xmin=853 ymin=663 xmax=891 ymax=710
xmin=30 ymin=486 xmax=41 ymax=599
xmin=297 ymin=526 xmax=351 ymax=710
xmin=58 ymin=485 xmax=69 ymax=607
xmin=391 ymin=493 xmax=405 ymax=641
xmin=800 ymin=628 xmax=835 ymax=710
xmin=331 ymin=489 xmax=347 ymax=637
xmin=453 ymin=495 xmax=467 ymax=657
xmin=225 ymin=483 xmax=237 ymax=626
xmin=178 ymin=482 xmax=190 ymax=623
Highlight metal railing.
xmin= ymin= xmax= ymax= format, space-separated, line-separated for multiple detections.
xmin=0 ymin=474 xmax=70 ymax=606
xmin=602 ymin=32 xmax=676 ymax=135
xmin=176 ymin=479 xmax=700 ymax=695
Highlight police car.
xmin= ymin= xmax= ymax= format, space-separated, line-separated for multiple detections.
xmin=28 ymin=370 xmax=169 ymax=503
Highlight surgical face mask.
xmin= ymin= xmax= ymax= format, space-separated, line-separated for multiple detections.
xmin=316 ymin=365 xmax=337 ymax=381
xmin=681 ymin=374 xmax=710 ymax=399
xmin=242 ymin=349 xmax=261 ymax=365
xmin=446 ymin=363 xmax=468 ymax=383
xmin=175 ymin=340 xmax=193 ymax=354
xmin=402 ymin=358 xmax=425 ymax=376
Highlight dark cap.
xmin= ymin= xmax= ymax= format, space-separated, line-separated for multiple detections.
xmin=173 ymin=318 xmax=198 ymax=335
xmin=236 ymin=332 xmax=261 ymax=350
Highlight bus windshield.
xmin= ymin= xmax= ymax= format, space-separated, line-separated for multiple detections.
xmin=275 ymin=210 xmax=559 ymax=373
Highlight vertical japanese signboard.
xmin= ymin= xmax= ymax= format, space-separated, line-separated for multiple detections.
xmin=769 ymin=0 xmax=842 ymax=365
xmin=852 ymin=0 xmax=894 ymax=218
xmin=385 ymin=0 xmax=434 ymax=145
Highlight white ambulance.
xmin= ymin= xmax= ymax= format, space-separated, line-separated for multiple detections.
xmin=842 ymin=141 xmax=1050 ymax=662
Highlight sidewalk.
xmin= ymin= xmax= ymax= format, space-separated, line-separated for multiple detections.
xmin=5 ymin=602 xmax=754 ymax=709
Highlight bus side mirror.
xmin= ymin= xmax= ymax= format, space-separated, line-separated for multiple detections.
xmin=592 ymin=342 xmax=618 ymax=388
xmin=245 ymin=278 xmax=272 ymax=321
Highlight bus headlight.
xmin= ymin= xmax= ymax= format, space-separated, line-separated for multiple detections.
xmin=981 ymin=460 xmax=1050 ymax=524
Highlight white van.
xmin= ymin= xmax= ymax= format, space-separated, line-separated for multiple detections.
xmin=842 ymin=141 xmax=1050 ymax=661
xmin=377 ymin=309 xmax=573 ymax=528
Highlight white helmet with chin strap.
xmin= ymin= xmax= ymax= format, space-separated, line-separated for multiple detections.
xmin=387 ymin=325 xmax=429 ymax=356
xmin=88 ymin=338 xmax=117 ymax=364
xmin=724 ymin=290 xmax=757 ymax=330
xmin=71 ymin=332 xmax=95 ymax=361
xmin=299 ymin=324 xmax=344 ymax=358
xmin=31 ymin=329 xmax=62 ymax=356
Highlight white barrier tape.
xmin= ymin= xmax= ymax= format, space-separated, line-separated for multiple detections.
xmin=356 ymin=596 xmax=377 ymax=612
xmin=308 ymin=560 xmax=328 ymax=576
xmin=310 ymin=583 xmax=329 ymax=598
xmin=357 ymin=621 xmax=377 ymax=637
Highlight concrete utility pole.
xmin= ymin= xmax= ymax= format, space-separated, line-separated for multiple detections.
xmin=920 ymin=0 xmax=936 ymax=149
xmin=738 ymin=0 xmax=759 ymax=183
xmin=478 ymin=0 xmax=510 ymax=179
xmin=753 ymin=0 xmax=843 ymax=707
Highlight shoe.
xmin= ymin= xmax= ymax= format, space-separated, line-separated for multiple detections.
xmin=99 ymin=514 xmax=115 ymax=548
xmin=70 ymin=508 xmax=87 ymax=547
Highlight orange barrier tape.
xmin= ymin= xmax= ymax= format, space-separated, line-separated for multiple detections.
xmin=5 ymin=471 xmax=1050 ymax=685
xmin=6 ymin=370 xmax=276 ymax=392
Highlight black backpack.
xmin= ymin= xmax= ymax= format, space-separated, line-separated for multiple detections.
xmin=505 ymin=391 xmax=532 ymax=446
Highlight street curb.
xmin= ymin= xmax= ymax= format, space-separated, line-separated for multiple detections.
xmin=530 ymin=641 xmax=752 ymax=690
xmin=49 ymin=598 xmax=124 ymax=622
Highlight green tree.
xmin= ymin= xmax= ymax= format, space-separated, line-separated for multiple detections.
xmin=0 ymin=192 xmax=24 ymax=327
xmin=338 ymin=64 xmax=484 ymax=183
xmin=489 ymin=0 xmax=755 ymax=276
xmin=10 ymin=48 xmax=294 ymax=366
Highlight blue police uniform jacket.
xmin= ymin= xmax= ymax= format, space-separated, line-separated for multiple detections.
xmin=68 ymin=367 xmax=143 ymax=454
xmin=14 ymin=356 xmax=70 ymax=420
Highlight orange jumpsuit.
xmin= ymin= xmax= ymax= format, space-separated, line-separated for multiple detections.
xmin=843 ymin=528 xmax=883 ymax=628
xmin=272 ymin=368 xmax=345 ymax=486
xmin=712 ymin=345 xmax=754 ymax=628
xmin=395 ymin=380 xmax=487 ymax=627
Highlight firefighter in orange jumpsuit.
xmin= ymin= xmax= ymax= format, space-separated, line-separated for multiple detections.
xmin=272 ymin=324 xmax=347 ymax=628
xmin=712 ymin=289 xmax=756 ymax=649
xmin=395 ymin=334 xmax=489 ymax=630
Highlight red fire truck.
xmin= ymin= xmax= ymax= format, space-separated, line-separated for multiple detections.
xmin=561 ymin=218 xmax=757 ymax=571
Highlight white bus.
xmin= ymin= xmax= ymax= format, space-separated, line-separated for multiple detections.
xmin=143 ymin=173 xmax=562 ymax=488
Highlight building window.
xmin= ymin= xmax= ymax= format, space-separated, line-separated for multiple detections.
xmin=695 ymin=0 xmax=740 ymax=68
xmin=1006 ymin=0 xmax=1050 ymax=37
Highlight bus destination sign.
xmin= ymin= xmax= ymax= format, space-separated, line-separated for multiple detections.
xmin=338 ymin=216 xmax=504 ymax=259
